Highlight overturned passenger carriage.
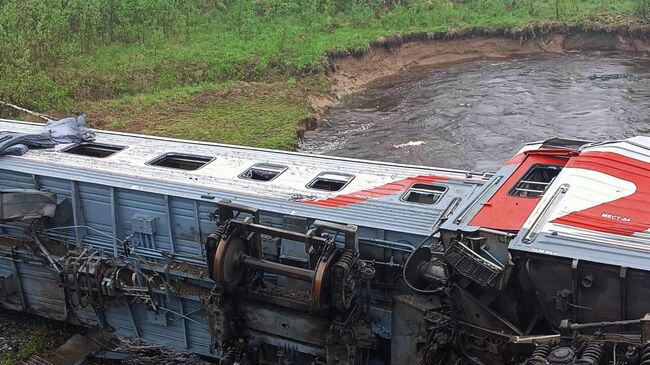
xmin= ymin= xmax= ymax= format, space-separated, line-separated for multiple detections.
xmin=0 ymin=118 xmax=649 ymax=365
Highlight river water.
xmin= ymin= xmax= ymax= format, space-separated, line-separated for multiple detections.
xmin=300 ymin=52 xmax=650 ymax=172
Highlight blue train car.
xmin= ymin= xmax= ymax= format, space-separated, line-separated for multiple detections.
xmin=0 ymin=119 xmax=485 ymax=364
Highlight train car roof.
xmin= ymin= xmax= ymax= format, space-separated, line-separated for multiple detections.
xmin=0 ymin=119 xmax=487 ymax=235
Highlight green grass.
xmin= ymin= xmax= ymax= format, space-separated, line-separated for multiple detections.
xmin=53 ymin=0 xmax=640 ymax=101
xmin=76 ymin=80 xmax=315 ymax=149
xmin=146 ymin=91 xmax=310 ymax=149
xmin=0 ymin=310 xmax=78 ymax=364
xmin=0 ymin=0 xmax=644 ymax=148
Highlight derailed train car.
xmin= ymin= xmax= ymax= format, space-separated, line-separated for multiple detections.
xmin=0 ymin=118 xmax=649 ymax=364
xmin=405 ymin=137 xmax=650 ymax=365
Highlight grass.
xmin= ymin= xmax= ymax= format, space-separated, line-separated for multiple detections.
xmin=54 ymin=0 xmax=640 ymax=100
xmin=78 ymin=81 xmax=314 ymax=149
xmin=73 ymin=79 xmax=319 ymax=149
xmin=0 ymin=0 xmax=645 ymax=148
xmin=145 ymin=90 xmax=310 ymax=149
xmin=0 ymin=309 xmax=79 ymax=364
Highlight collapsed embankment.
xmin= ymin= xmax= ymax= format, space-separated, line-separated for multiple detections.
xmin=323 ymin=23 xmax=650 ymax=102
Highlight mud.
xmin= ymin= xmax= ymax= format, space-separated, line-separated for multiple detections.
xmin=0 ymin=236 xmax=23 ymax=248
xmin=261 ymin=282 xmax=311 ymax=302
xmin=42 ymin=240 xmax=73 ymax=256
xmin=167 ymin=262 xmax=208 ymax=279
xmin=329 ymin=33 xmax=650 ymax=96
xmin=172 ymin=281 xmax=212 ymax=299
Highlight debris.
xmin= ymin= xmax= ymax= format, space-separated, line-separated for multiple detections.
xmin=40 ymin=330 xmax=107 ymax=365
xmin=0 ymin=100 xmax=52 ymax=121
xmin=587 ymin=73 xmax=633 ymax=81
xmin=393 ymin=141 xmax=426 ymax=149
xmin=0 ymin=114 xmax=94 ymax=156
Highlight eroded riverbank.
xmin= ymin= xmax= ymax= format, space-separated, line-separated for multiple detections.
xmin=328 ymin=32 xmax=650 ymax=96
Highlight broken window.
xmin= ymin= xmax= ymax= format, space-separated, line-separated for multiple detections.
xmin=401 ymin=184 xmax=447 ymax=205
xmin=148 ymin=153 xmax=213 ymax=171
xmin=62 ymin=142 xmax=125 ymax=158
xmin=307 ymin=172 xmax=354 ymax=192
xmin=509 ymin=164 xmax=562 ymax=198
xmin=240 ymin=163 xmax=287 ymax=182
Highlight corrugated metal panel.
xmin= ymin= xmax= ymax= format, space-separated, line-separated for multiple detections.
xmin=170 ymin=197 xmax=204 ymax=257
xmin=104 ymin=296 xmax=214 ymax=357
xmin=0 ymin=120 xmax=482 ymax=230
xmin=183 ymin=298 xmax=214 ymax=355
xmin=2 ymin=161 xmax=476 ymax=236
xmin=105 ymin=298 xmax=140 ymax=338
xmin=16 ymin=257 xmax=66 ymax=320
xmin=0 ymin=164 xmax=478 ymax=267
xmin=0 ymin=251 xmax=216 ymax=357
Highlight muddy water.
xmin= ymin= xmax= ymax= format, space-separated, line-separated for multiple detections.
xmin=300 ymin=52 xmax=650 ymax=171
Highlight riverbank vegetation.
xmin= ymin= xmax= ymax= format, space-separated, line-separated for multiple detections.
xmin=0 ymin=0 xmax=644 ymax=148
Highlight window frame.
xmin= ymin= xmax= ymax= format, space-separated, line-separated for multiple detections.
xmin=146 ymin=152 xmax=214 ymax=171
xmin=238 ymin=163 xmax=288 ymax=182
xmin=61 ymin=142 xmax=126 ymax=158
xmin=306 ymin=172 xmax=355 ymax=192
xmin=508 ymin=164 xmax=563 ymax=199
xmin=400 ymin=183 xmax=448 ymax=205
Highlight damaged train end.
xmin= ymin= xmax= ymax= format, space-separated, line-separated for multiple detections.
xmin=404 ymin=137 xmax=650 ymax=365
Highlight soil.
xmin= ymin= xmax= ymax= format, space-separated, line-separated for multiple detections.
xmin=329 ymin=32 xmax=650 ymax=96
xmin=0 ymin=236 xmax=23 ymax=249
xmin=85 ymin=339 xmax=216 ymax=365
xmin=172 ymin=281 xmax=212 ymax=299
xmin=167 ymin=262 xmax=209 ymax=279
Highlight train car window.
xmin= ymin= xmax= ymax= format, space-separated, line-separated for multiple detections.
xmin=62 ymin=142 xmax=125 ymax=158
xmin=509 ymin=164 xmax=562 ymax=198
xmin=148 ymin=153 xmax=213 ymax=171
xmin=307 ymin=172 xmax=354 ymax=191
xmin=401 ymin=184 xmax=447 ymax=204
xmin=240 ymin=163 xmax=287 ymax=182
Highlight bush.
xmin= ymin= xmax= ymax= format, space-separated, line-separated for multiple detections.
xmin=0 ymin=0 xmax=202 ymax=109
xmin=0 ymin=0 xmax=200 ymax=62
xmin=0 ymin=59 xmax=72 ymax=112
xmin=638 ymin=0 xmax=650 ymax=17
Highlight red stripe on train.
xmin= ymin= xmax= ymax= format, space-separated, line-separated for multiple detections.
xmin=301 ymin=175 xmax=449 ymax=208
xmin=551 ymin=151 xmax=650 ymax=236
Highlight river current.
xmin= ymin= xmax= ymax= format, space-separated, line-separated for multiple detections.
xmin=300 ymin=52 xmax=650 ymax=171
